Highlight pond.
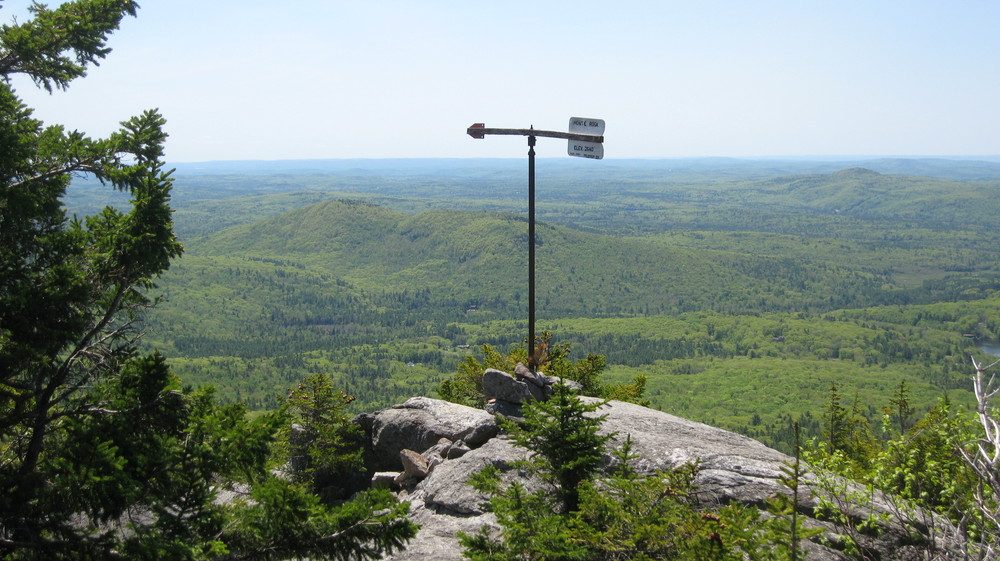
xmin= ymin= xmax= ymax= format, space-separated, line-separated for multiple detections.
xmin=980 ymin=342 xmax=1000 ymax=358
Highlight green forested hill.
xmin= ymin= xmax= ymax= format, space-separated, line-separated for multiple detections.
xmin=184 ymin=199 xmax=893 ymax=316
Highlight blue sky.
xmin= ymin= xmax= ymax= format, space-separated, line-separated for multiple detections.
xmin=5 ymin=1 xmax=1000 ymax=162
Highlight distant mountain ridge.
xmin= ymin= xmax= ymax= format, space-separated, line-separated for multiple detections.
xmin=741 ymin=167 xmax=1000 ymax=225
xmin=64 ymin=160 xmax=1000 ymax=243
xmin=152 ymin=162 xmax=1000 ymax=243
xmin=168 ymin=156 xmax=1000 ymax=182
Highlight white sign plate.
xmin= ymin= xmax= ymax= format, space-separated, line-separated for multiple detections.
xmin=567 ymin=117 xmax=605 ymax=159
xmin=568 ymin=117 xmax=605 ymax=135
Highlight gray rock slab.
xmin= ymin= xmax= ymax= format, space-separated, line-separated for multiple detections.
xmin=356 ymin=397 xmax=499 ymax=472
xmin=384 ymin=437 xmax=535 ymax=561
xmin=579 ymin=397 xmax=792 ymax=502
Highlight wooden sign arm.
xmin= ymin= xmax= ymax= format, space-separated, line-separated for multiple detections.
xmin=467 ymin=124 xmax=603 ymax=143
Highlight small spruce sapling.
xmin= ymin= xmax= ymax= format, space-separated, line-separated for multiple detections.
xmin=284 ymin=373 xmax=365 ymax=502
xmin=508 ymin=381 xmax=611 ymax=513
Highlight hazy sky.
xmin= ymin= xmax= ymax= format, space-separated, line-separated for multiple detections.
xmin=5 ymin=1 xmax=1000 ymax=162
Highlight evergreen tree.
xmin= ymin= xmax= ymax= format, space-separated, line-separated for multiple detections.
xmin=509 ymin=382 xmax=611 ymax=513
xmin=820 ymin=383 xmax=877 ymax=473
xmin=0 ymin=3 xmax=415 ymax=558
xmin=284 ymin=373 xmax=366 ymax=502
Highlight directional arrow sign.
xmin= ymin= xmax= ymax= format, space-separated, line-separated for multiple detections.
xmin=467 ymin=123 xmax=486 ymax=139
xmin=567 ymin=117 xmax=605 ymax=159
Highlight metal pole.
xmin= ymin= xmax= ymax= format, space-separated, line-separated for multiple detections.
xmin=466 ymin=121 xmax=604 ymax=369
xmin=527 ymin=133 xmax=536 ymax=368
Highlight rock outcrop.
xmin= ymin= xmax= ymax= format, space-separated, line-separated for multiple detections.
xmin=357 ymin=394 xmax=962 ymax=561
xmin=356 ymin=396 xmax=499 ymax=472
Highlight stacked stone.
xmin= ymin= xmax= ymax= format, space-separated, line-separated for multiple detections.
xmin=482 ymin=362 xmax=582 ymax=422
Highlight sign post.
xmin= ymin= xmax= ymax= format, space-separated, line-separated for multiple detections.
xmin=466 ymin=119 xmax=606 ymax=368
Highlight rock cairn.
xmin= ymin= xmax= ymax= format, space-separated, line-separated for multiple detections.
xmin=482 ymin=362 xmax=582 ymax=423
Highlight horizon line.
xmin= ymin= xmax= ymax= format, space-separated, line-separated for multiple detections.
xmin=169 ymin=154 xmax=1000 ymax=166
